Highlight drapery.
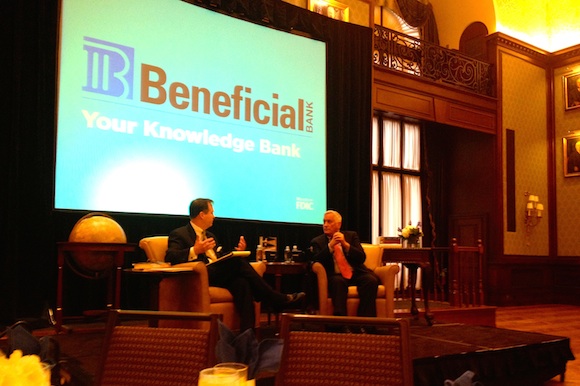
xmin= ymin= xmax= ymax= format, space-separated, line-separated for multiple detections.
xmin=375 ymin=0 xmax=440 ymax=44
xmin=396 ymin=0 xmax=439 ymax=44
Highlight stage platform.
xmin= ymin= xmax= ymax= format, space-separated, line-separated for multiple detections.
xmin=411 ymin=323 xmax=575 ymax=386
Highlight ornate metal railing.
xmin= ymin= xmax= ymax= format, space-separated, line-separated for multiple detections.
xmin=373 ymin=25 xmax=494 ymax=97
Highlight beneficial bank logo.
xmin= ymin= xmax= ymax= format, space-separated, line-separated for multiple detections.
xmin=83 ymin=37 xmax=134 ymax=99
xmin=81 ymin=37 xmax=316 ymax=133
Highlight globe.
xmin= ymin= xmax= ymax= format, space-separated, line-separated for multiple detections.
xmin=68 ymin=213 xmax=127 ymax=276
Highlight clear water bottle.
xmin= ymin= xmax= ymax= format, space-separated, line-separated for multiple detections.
xmin=292 ymin=245 xmax=299 ymax=261
xmin=284 ymin=246 xmax=292 ymax=263
xmin=256 ymin=245 xmax=264 ymax=262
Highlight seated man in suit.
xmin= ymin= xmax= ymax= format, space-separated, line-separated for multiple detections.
xmin=165 ymin=198 xmax=304 ymax=332
xmin=309 ymin=210 xmax=380 ymax=321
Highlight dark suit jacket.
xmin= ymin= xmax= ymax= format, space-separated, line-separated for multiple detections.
xmin=309 ymin=231 xmax=369 ymax=275
xmin=164 ymin=223 xmax=217 ymax=265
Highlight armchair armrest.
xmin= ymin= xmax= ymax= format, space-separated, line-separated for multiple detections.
xmin=158 ymin=261 xmax=209 ymax=312
xmin=191 ymin=261 xmax=212 ymax=311
xmin=373 ymin=264 xmax=400 ymax=318
xmin=250 ymin=261 xmax=266 ymax=276
xmin=311 ymin=262 xmax=330 ymax=315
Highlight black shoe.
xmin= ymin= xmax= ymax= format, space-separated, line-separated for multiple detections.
xmin=284 ymin=292 xmax=305 ymax=305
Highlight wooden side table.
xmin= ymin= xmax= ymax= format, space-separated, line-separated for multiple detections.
xmin=55 ymin=242 xmax=136 ymax=333
xmin=381 ymin=247 xmax=434 ymax=325
xmin=264 ymin=261 xmax=308 ymax=325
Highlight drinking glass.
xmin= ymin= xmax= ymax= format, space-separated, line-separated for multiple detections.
xmin=198 ymin=367 xmax=240 ymax=386
xmin=214 ymin=362 xmax=248 ymax=385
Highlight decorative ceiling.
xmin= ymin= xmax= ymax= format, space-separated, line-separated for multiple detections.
xmin=493 ymin=0 xmax=580 ymax=52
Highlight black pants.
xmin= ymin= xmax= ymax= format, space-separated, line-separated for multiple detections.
xmin=327 ymin=269 xmax=380 ymax=316
xmin=207 ymin=257 xmax=286 ymax=331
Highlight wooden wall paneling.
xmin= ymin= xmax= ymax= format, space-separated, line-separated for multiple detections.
xmin=512 ymin=269 xmax=554 ymax=305
xmin=488 ymin=259 xmax=580 ymax=306
xmin=373 ymin=83 xmax=435 ymax=119
xmin=487 ymin=259 xmax=555 ymax=306
xmin=553 ymin=265 xmax=580 ymax=305
xmin=449 ymin=215 xmax=485 ymax=247
xmin=372 ymin=67 xmax=498 ymax=135
xmin=433 ymin=99 xmax=496 ymax=134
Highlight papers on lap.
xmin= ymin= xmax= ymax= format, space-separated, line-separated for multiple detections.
xmin=132 ymin=261 xmax=195 ymax=272
xmin=207 ymin=250 xmax=251 ymax=266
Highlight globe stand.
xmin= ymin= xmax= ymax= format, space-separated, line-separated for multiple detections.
xmin=55 ymin=242 xmax=136 ymax=333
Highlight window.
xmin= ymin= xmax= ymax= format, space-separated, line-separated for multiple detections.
xmin=371 ymin=114 xmax=422 ymax=243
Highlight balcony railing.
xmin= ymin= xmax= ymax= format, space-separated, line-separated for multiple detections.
xmin=373 ymin=25 xmax=494 ymax=97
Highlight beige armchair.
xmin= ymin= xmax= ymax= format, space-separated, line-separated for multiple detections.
xmin=311 ymin=243 xmax=399 ymax=317
xmin=138 ymin=236 xmax=266 ymax=330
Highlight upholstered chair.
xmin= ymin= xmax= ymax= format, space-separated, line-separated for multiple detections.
xmin=311 ymin=243 xmax=399 ymax=317
xmin=138 ymin=236 xmax=266 ymax=330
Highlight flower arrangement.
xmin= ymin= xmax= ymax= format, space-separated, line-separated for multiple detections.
xmin=398 ymin=222 xmax=424 ymax=240
xmin=0 ymin=350 xmax=50 ymax=386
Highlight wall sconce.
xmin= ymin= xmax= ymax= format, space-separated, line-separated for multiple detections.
xmin=524 ymin=192 xmax=543 ymax=244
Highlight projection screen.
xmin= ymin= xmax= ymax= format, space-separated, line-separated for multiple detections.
xmin=55 ymin=0 xmax=327 ymax=224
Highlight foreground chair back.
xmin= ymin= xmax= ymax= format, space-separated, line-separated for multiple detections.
xmin=276 ymin=313 xmax=413 ymax=386
xmin=139 ymin=236 xmax=266 ymax=330
xmin=312 ymin=243 xmax=400 ymax=317
xmin=95 ymin=309 xmax=219 ymax=386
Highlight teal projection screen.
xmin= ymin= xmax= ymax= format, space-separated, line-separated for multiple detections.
xmin=55 ymin=0 xmax=327 ymax=224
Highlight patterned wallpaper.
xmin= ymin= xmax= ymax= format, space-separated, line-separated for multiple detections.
xmin=501 ymin=53 xmax=549 ymax=256
xmin=554 ymin=64 xmax=580 ymax=257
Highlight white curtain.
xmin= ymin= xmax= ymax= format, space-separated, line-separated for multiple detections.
xmin=382 ymin=172 xmax=402 ymax=238
xmin=403 ymin=122 xmax=420 ymax=171
xmin=402 ymin=174 xmax=422 ymax=228
xmin=372 ymin=116 xmax=380 ymax=166
xmin=372 ymin=171 xmax=379 ymax=242
xmin=383 ymin=118 xmax=400 ymax=168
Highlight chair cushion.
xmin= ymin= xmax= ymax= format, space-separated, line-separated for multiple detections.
xmin=209 ymin=286 xmax=234 ymax=303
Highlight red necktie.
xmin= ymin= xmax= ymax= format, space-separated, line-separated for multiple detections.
xmin=334 ymin=244 xmax=352 ymax=279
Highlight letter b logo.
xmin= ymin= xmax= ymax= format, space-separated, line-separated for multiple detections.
xmin=83 ymin=37 xmax=134 ymax=99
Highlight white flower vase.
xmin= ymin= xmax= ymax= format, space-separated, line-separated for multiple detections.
xmin=405 ymin=235 xmax=421 ymax=248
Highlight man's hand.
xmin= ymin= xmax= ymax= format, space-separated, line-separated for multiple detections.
xmin=235 ymin=236 xmax=247 ymax=251
xmin=329 ymin=232 xmax=344 ymax=247
xmin=330 ymin=232 xmax=349 ymax=252
xmin=194 ymin=237 xmax=216 ymax=255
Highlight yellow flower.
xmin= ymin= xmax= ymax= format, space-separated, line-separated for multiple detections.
xmin=0 ymin=350 xmax=50 ymax=386
xmin=398 ymin=222 xmax=424 ymax=239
